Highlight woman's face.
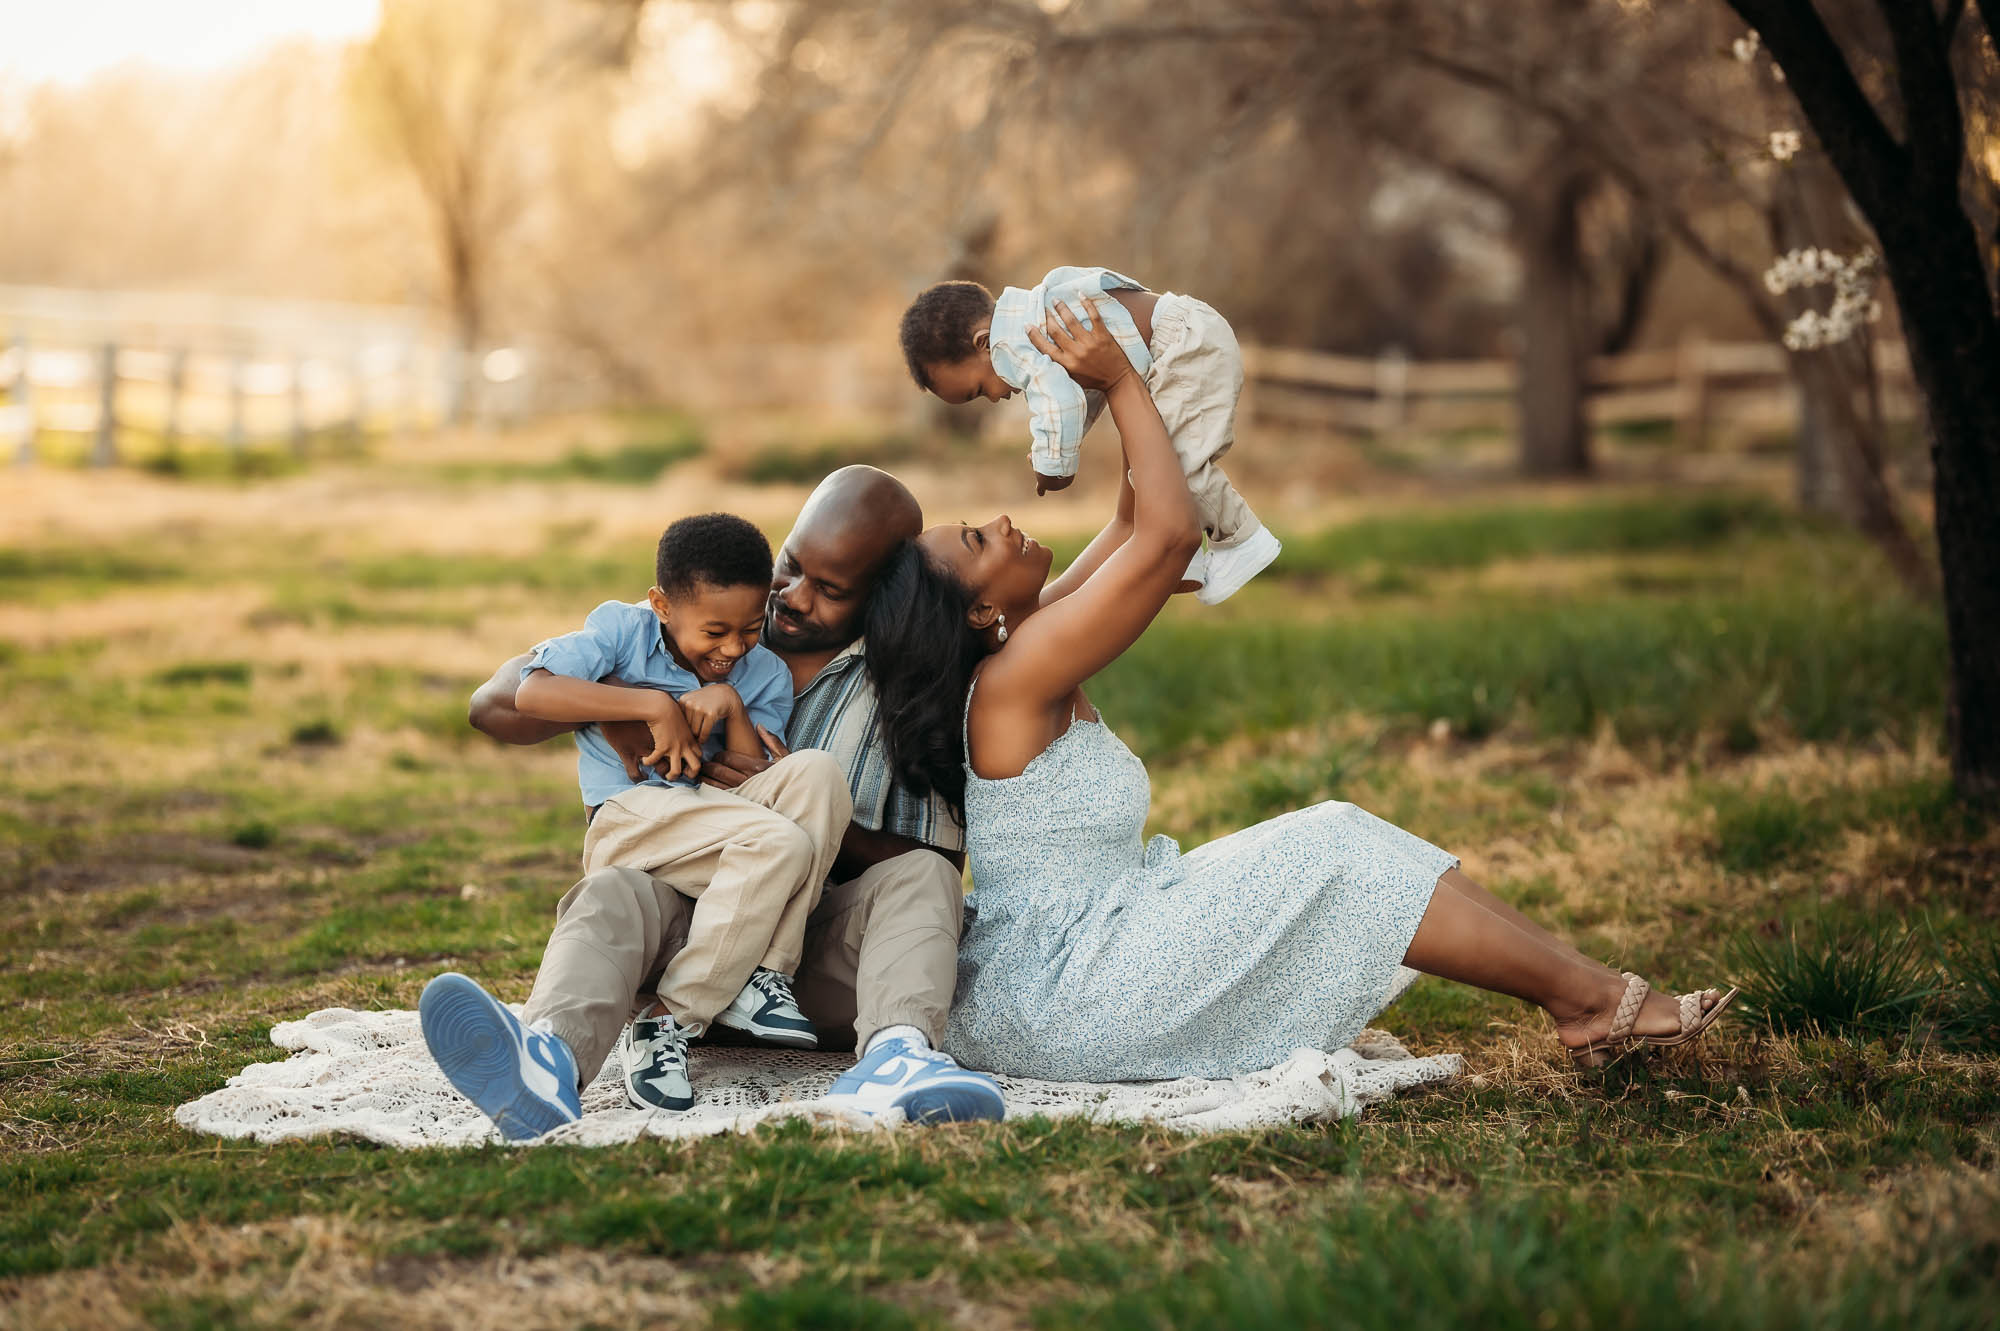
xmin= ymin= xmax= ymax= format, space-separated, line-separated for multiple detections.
xmin=918 ymin=514 xmax=1054 ymax=625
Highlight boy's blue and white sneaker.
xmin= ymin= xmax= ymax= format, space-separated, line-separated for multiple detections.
xmin=823 ymin=1036 xmax=1004 ymax=1124
xmin=418 ymin=972 xmax=581 ymax=1142
xmin=620 ymin=1009 xmax=695 ymax=1111
xmin=713 ymin=967 xmax=818 ymax=1049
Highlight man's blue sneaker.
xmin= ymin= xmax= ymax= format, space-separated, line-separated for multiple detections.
xmin=823 ymin=1036 xmax=1004 ymax=1124
xmin=419 ymin=972 xmax=582 ymax=1141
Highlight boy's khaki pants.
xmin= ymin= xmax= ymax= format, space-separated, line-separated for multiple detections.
xmin=566 ymin=749 xmax=852 ymax=1034
xmin=521 ymin=849 xmax=965 ymax=1087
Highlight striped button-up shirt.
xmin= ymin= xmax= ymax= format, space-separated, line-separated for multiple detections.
xmin=989 ymin=266 xmax=1155 ymax=478
xmin=787 ymin=638 xmax=965 ymax=855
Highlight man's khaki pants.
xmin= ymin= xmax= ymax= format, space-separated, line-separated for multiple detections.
xmin=568 ymin=749 xmax=852 ymax=1034
xmin=521 ymin=848 xmax=965 ymax=1087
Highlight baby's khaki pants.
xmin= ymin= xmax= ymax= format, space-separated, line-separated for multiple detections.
xmin=1147 ymin=291 xmax=1260 ymax=549
xmin=563 ymin=749 xmax=851 ymax=1035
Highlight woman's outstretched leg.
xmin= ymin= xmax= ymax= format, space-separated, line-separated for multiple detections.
xmin=1402 ymin=867 xmax=1721 ymax=1054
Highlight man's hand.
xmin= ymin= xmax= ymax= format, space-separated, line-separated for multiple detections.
xmin=641 ymin=695 xmax=704 ymax=781
xmin=700 ymin=750 xmax=769 ymax=790
xmin=698 ymin=725 xmax=790 ymax=790
xmin=1033 ymin=469 xmax=1075 ymax=496
xmin=676 ymin=683 xmax=743 ymax=744
xmin=602 ymin=719 xmax=654 ymax=782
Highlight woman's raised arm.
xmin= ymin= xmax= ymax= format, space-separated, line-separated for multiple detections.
xmin=983 ymin=299 xmax=1200 ymax=707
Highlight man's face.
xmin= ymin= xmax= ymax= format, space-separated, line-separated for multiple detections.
xmin=766 ymin=525 xmax=883 ymax=656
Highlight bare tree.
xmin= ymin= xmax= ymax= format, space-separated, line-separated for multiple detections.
xmin=348 ymin=0 xmax=604 ymax=401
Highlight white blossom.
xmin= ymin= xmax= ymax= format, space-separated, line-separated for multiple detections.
xmin=1763 ymin=248 xmax=1884 ymax=349
xmin=1732 ymin=32 xmax=1761 ymax=62
xmin=1768 ymin=130 xmax=1801 ymax=162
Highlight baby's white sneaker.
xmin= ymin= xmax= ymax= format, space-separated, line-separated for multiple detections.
xmin=1197 ymin=525 xmax=1281 ymax=604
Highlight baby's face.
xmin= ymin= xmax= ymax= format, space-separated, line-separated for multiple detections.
xmin=925 ymin=348 xmax=1016 ymax=406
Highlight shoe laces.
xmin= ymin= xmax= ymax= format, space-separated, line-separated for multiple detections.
xmin=635 ymin=1015 xmax=690 ymax=1068
xmin=747 ymin=967 xmax=798 ymax=1007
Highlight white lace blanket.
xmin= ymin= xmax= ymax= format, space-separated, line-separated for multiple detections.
xmin=174 ymin=1006 xmax=1459 ymax=1146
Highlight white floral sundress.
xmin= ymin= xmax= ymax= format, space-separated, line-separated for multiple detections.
xmin=943 ymin=685 xmax=1456 ymax=1081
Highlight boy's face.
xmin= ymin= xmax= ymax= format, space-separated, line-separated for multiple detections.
xmin=647 ymin=581 xmax=769 ymax=683
xmin=924 ymin=327 xmax=1016 ymax=406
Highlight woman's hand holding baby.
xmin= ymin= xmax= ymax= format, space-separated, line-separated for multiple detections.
xmin=1026 ymin=298 xmax=1134 ymax=392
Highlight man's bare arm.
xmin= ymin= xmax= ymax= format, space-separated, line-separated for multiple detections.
xmin=469 ymin=653 xmax=575 ymax=745
xmin=470 ymin=653 xmax=654 ymax=784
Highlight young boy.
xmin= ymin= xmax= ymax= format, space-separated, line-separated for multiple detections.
xmin=418 ymin=513 xmax=853 ymax=1135
xmin=899 ymin=266 xmax=1282 ymax=603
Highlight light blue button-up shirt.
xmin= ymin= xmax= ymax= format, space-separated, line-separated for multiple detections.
xmin=525 ymin=599 xmax=794 ymax=807
xmin=988 ymin=266 xmax=1155 ymax=478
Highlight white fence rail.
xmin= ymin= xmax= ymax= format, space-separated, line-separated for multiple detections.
xmin=0 ymin=285 xmax=585 ymax=465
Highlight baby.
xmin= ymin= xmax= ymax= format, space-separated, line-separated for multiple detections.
xmin=899 ymin=266 xmax=1280 ymax=602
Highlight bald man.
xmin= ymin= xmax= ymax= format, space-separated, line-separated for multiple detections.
xmin=464 ymin=467 xmax=1002 ymax=1128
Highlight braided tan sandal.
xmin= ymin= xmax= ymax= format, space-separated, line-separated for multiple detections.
xmin=1571 ymin=972 xmax=1738 ymax=1070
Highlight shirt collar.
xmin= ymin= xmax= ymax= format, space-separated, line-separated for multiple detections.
xmin=800 ymin=636 xmax=867 ymax=692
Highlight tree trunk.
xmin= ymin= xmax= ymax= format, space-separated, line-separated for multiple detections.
xmin=1513 ymin=157 xmax=1594 ymax=476
xmin=1890 ymin=241 xmax=2000 ymax=801
xmin=1728 ymin=0 xmax=2000 ymax=799
xmin=1786 ymin=345 xmax=1938 ymax=595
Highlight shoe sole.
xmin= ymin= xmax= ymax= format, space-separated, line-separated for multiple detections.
xmin=419 ymin=975 xmax=577 ymax=1141
xmin=896 ymin=1080 xmax=1005 ymax=1124
xmin=712 ymin=1010 xmax=819 ymax=1049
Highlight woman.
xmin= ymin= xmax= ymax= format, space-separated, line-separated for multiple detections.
xmin=866 ymin=298 xmax=1733 ymax=1082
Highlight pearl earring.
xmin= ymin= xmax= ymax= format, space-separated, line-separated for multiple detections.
xmin=995 ymin=612 xmax=1009 ymax=644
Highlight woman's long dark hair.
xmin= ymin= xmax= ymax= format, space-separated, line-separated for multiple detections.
xmin=862 ymin=539 xmax=990 ymax=813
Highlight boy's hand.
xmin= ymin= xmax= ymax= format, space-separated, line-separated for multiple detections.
xmin=1033 ymin=469 xmax=1074 ymax=496
xmin=641 ymin=694 xmax=704 ymax=781
xmin=676 ymin=683 xmax=743 ymax=744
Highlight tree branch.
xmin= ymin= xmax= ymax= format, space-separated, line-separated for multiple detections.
xmin=1723 ymin=0 xmax=1910 ymax=223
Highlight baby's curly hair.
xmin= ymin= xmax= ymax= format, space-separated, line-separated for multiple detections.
xmin=899 ymin=280 xmax=997 ymax=390
xmin=655 ymin=513 xmax=773 ymax=599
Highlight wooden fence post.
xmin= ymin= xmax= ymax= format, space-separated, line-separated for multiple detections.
xmin=226 ymin=352 xmax=247 ymax=456
xmin=9 ymin=331 xmax=34 ymax=466
xmin=346 ymin=349 xmax=366 ymax=440
xmin=1373 ymin=346 xmax=1409 ymax=437
xmin=1674 ymin=333 xmax=1712 ymax=451
xmin=289 ymin=353 xmax=309 ymax=458
xmin=90 ymin=341 xmax=119 ymax=467
xmin=1237 ymin=347 xmax=1262 ymax=432
xmin=162 ymin=346 xmax=187 ymax=460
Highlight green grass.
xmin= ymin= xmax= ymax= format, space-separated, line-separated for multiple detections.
xmin=0 ymin=473 xmax=1994 ymax=1326
xmin=1101 ymin=585 xmax=1943 ymax=758
xmin=1726 ymin=922 xmax=1946 ymax=1041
